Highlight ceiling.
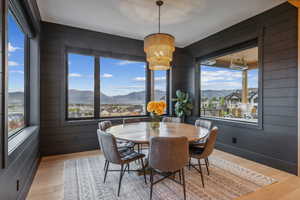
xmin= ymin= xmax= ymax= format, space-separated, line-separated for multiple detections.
xmin=36 ymin=0 xmax=286 ymax=48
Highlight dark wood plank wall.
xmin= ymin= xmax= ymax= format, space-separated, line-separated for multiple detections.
xmin=0 ymin=0 xmax=41 ymax=199
xmin=39 ymin=21 xmax=187 ymax=156
xmin=40 ymin=22 xmax=145 ymax=155
xmin=183 ymin=2 xmax=298 ymax=174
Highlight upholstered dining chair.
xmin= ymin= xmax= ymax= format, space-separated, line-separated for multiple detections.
xmin=98 ymin=121 xmax=135 ymax=171
xmin=149 ymin=136 xmax=189 ymax=200
xmin=190 ymin=119 xmax=213 ymax=147
xmin=194 ymin=119 xmax=212 ymax=130
xmin=98 ymin=131 xmax=147 ymax=196
xmin=162 ymin=116 xmax=181 ymax=123
xmin=189 ymin=127 xmax=218 ymax=187
xmin=99 ymin=121 xmax=135 ymax=149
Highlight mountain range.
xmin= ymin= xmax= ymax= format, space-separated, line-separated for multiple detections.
xmin=8 ymin=88 xmax=258 ymax=105
xmin=8 ymin=90 xmax=166 ymax=105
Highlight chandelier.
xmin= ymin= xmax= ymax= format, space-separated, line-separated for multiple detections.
xmin=144 ymin=0 xmax=175 ymax=70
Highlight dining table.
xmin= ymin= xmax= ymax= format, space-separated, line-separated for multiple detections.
xmin=106 ymin=122 xmax=209 ymax=144
xmin=106 ymin=122 xmax=209 ymax=174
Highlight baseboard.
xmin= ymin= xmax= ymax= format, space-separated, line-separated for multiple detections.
xmin=216 ymin=142 xmax=298 ymax=175
xmin=17 ymin=154 xmax=41 ymax=200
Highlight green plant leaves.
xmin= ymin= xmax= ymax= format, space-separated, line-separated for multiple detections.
xmin=172 ymin=90 xmax=193 ymax=118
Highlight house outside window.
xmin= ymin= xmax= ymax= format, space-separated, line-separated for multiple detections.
xmin=200 ymin=46 xmax=259 ymax=124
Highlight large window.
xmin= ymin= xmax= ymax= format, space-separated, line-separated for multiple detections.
xmin=67 ymin=53 xmax=95 ymax=119
xmin=153 ymin=70 xmax=168 ymax=102
xmin=100 ymin=57 xmax=146 ymax=117
xmin=8 ymin=12 xmax=26 ymax=136
xmin=67 ymin=52 xmax=149 ymax=119
xmin=200 ymin=46 xmax=259 ymax=123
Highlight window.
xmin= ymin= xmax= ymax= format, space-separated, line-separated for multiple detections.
xmin=200 ymin=46 xmax=259 ymax=124
xmin=66 ymin=52 xmax=149 ymax=119
xmin=100 ymin=57 xmax=146 ymax=117
xmin=67 ymin=53 xmax=95 ymax=119
xmin=152 ymin=70 xmax=168 ymax=102
xmin=7 ymin=12 xmax=26 ymax=136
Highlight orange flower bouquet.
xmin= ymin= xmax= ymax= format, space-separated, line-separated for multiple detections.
xmin=147 ymin=101 xmax=167 ymax=129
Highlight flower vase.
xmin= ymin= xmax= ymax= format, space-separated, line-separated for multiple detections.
xmin=150 ymin=113 xmax=160 ymax=129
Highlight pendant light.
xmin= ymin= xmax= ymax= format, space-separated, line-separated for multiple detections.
xmin=144 ymin=0 xmax=175 ymax=70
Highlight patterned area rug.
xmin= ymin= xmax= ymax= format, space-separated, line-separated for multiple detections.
xmin=64 ymin=155 xmax=276 ymax=200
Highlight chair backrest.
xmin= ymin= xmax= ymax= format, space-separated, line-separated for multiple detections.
xmin=149 ymin=136 xmax=189 ymax=172
xmin=98 ymin=121 xmax=112 ymax=131
xmin=195 ymin=119 xmax=212 ymax=130
xmin=123 ymin=118 xmax=141 ymax=125
xmin=201 ymin=127 xmax=218 ymax=158
xmin=97 ymin=131 xmax=121 ymax=164
xmin=162 ymin=117 xmax=181 ymax=123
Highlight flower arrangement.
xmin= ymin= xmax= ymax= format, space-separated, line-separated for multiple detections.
xmin=147 ymin=101 xmax=167 ymax=129
xmin=147 ymin=101 xmax=167 ymax=116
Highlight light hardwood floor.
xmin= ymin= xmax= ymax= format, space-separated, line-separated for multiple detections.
xmin=26 ymin=150 xmax=300 ymax=200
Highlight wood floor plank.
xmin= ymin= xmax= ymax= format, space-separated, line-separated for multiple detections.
xmin=26 ymin=150 xmax=300 ymax=200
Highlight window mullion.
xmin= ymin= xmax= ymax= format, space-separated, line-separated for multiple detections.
xmin=94 ymin=57 xmax=100 ymax=118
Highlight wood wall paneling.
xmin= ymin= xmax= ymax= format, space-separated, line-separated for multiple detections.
xmin=184 ymin=2 xmax=298 ymax=174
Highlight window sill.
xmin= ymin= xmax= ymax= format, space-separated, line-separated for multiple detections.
xmin=8 ymin=126 xmax=39 ymax=155
xmin=62 ymin=115 xmax=151 ymax=126
xmin=200 ymin=116 xmax=262 ymax=130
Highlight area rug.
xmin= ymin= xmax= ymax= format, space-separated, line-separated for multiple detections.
xmin=64 ymin=155 xmax=276 ymax=200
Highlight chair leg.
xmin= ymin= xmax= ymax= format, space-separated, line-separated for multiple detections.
xmin=117 ymin=165 xmax=124 ymax=197
xmin=178 ymin=170 xmax=182 ymax=184
xmin=188 ymin=157 xmax=191 ymax=170
xmin=198 ymin=159 xmax=205 ymax=187
xmin=204 ymin=158 xmax=210 ymax=176
xmin=140 ymin=158 xmax=147 ymax=184
xmin=206 ymin=158 xmax=210 ymax=166
xmin=103 ymin=162 xmax=110 ymax=183
xmin=182 ymin=168 xmax=187 ymax=200
xmin=103 ymin=160 xmax=108 ymax=171
xmin=127 ymin=163 xmax=130 ymax=173
xmin=150 ymin=168 xmax=154 ymax=200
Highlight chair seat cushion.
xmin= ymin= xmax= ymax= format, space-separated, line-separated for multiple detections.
xmin=120 ymin=149 xmax=145 ymax=163
xmin=116 ymin=139 xmax=135 ymax=149
xmin=189 ymin=146 xmax=204 ymax=155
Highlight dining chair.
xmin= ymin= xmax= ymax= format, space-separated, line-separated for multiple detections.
xmin=122 ymin=117 xmax=142 ymax=125
xmin=162 ymin=116 xmax=181 ymax=123
xmin=98 ymin=121 xmax=135 ymax=171
xmin=190 ymin=119 xmax=213 ymax=147
xmin=149 ymin=136 xmax=189 ymax=200
xmin=189 ymin=119 xmax=213 ymax=167
xmin=99 ymin=121 xmax=135 ymax=149
xmin=189 ymin=127 xmax=218 ymax=187
xmin=98 ymin=131 xmax=147 ymax=196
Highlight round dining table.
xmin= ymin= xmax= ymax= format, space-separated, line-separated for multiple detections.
xmin=106 ymin=122 xmax=209 ymax=144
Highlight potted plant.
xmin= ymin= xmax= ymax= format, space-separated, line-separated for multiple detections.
xmin=147 ymin=100 xmax=167 ymax=129
xmin=172 ymin=90 xmax=193 ymax=122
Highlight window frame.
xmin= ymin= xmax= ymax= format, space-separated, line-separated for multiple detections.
xmin=197 ymin=39 xmax=263 ymax=129
xmin=7 ymin=9 xmax=29 ymax=139
xmin=151 ymin=69 xmax=170 ymax=116
xmin=64 ymin=46 xmax=161 ymax=121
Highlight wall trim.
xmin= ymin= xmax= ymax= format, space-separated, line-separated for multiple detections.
xmin=297 ymin=8 xmax=300 ymax=176
xmin=216 ymin=142 xmax=297 ymax=174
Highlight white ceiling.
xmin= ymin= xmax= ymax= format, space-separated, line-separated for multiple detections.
xmin=36 ymin=0 xmax=286 ymax=47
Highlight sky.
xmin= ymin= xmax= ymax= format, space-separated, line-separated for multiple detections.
xmin=68 ymin=55 xmax=167 ymax=96
xmin=8 ymin=12 xmax=25 ymax=93
xmin=201 ymin=65 xmax=258 ymax=91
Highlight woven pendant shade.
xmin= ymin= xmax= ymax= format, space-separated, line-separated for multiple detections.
xmin=288 ymin=0 xmax=300 ymax=7
xmin=144 ymin=33 xmax=175 ymax=70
